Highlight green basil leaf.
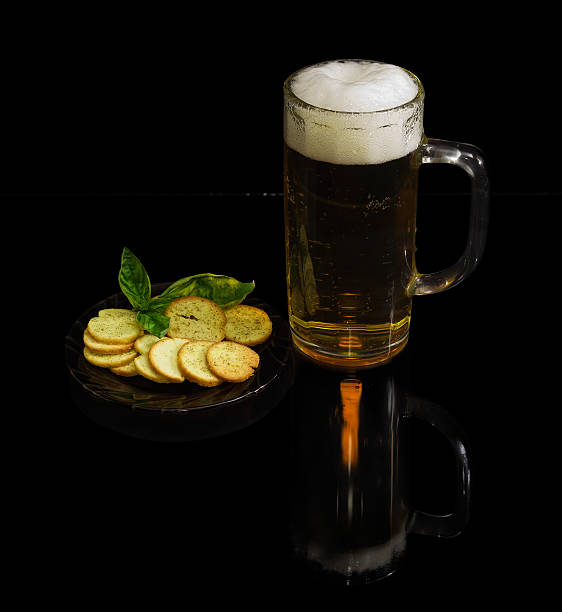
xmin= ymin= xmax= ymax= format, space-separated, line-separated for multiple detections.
xmin=136 ymin=310 xmax=170 ymax=338
xmin=148 ymin=291 xmax=180 ymax=313
xmin=118 ymin=247 xmax=151 ymax=311
xmin=155 ymin=273 xmax=255 ymax=309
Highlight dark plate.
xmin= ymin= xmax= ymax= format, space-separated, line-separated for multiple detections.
xmin=65 ymin=284 xmax=295 ymax=441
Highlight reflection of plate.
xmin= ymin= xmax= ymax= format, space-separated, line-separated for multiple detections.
xmin=65 ymin=283 xmax=295 ymax=441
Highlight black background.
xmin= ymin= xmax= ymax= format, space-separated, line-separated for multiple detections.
xmin=3 ymin=12 xmax=559 ymax=196
xmin=5 ymin=10 xmax=557 ymax=605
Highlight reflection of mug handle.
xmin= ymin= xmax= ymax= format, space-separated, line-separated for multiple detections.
xmin=406 ymin=394 xmax=471 ymax=538
xmin=414 ymin=138 xmax=490 ymax=296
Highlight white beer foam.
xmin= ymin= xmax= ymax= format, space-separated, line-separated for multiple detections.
xmin=285 ymin=60 xmax=423 ymax=165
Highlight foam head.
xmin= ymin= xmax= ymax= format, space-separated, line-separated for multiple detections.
xmin=284 ymin=60 xmax=424 ymax=165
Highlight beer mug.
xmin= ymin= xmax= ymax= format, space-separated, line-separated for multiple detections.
xmin=283 ymin=59 xmax=489 ymax=368
xmin=288 ymin=353 xmax=471 ymax=585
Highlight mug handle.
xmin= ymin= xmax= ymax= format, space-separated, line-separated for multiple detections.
xmin=414 ymin=138 xmax=490 ymax=295
xmin=406 ymin=394 xmax=471 ymax=538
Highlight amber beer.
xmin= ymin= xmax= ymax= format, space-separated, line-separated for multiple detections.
xmin=284 ymin=146 xmax=420 ymax=367
xmin=284 ymin=60 xmax=425 ymax=368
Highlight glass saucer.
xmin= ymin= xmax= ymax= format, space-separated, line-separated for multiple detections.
xmin=65 ymin=283 xmax=294 ymax=440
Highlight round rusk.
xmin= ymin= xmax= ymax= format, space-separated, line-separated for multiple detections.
xmin=165 ymin=296 xmax=226 ymax=341
xmin=148 ymin=337 xmax=190 ymax=383
xmin=87 ymin=315 xmax=143 ymax=345
xmin=83 ymin=329 xmax=135 ymax=354
xmin=177 ymin=340 xmax=223 ymax=387
xmin=224 ymin=305 xmax=272 ymax=346
xmin=83 ymin=345 xmax=138 ymax=368
xmin=134 ymin=353 xmax=171 ymax=383
xmin=110 ymin=360 xmax=138 ymax=377
xmin=206 ymin=341 xmax=259 ymax=383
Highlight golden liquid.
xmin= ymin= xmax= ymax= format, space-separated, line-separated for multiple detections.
xmin=340 ymin=378 xmax=362 ymax=470
xmin=284 ymin=144 xmax=420 ymax=368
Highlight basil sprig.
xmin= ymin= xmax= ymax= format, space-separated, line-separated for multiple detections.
xmin=118 ymin=247 xmax=255 ymax=338
xmin=151 ymin=273 xmax=255 ymax=311
xmin=118 ymin=246 xmax=151 ymax=310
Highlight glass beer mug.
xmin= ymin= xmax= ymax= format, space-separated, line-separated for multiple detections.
xmin=283 ymin=59 xmax=489 ymax=368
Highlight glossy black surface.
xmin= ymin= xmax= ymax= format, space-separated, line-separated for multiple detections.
xmin=13 ymin=187 xmax=555 ymax=600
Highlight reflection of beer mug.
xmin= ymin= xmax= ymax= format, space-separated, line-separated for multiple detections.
xmin=289 ymin=354 xmax=471 ymax=585
xmin=284 ymin=60 xmax=489 ymax=368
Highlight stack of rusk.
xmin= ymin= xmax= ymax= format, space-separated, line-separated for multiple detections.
xmin=82 ymin=297 xmax=272 ymax=387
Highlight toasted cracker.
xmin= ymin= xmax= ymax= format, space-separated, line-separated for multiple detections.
xmin=165 ymin=296 xmax=226 ymax=341
xmin=148 ymin=337 xmax=190 ymax=383
xmin=224 ymin=304 xmax=272 ymax=346
xmin=206 ymin=341 xmax=259 ymax=383
xmin=110 ymin=360 xmax=138 ymax=377
xmin=133 ymin=353 xmax=171 ymax=383
xmin=83 ymin=345 xmax=138 ymax=368
xmin=177 ymin=340 xmax=223 ymax=387
xmin=134 ymin=334 xmax=160 ymax=354
xmin=98 ymin=308 xmax=138 ymax=321
xmin=83 ymin=329 xmax=135 ymax=354
xmin=87 ymin=315 xmax=144 ymax=345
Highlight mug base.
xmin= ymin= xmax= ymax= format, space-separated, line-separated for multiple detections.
xmin=291 ymin=331 xmax=408 ymax=370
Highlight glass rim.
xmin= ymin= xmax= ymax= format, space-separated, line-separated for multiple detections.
xmin=283 ymin=59 xmax=425 ymax=115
